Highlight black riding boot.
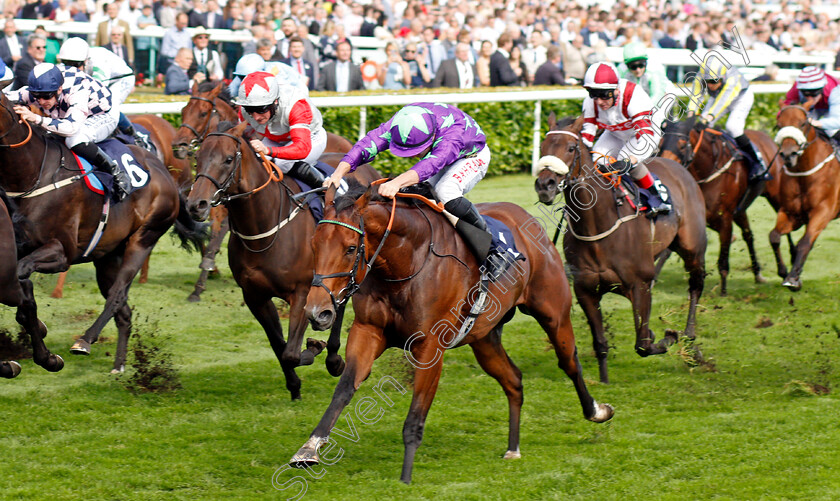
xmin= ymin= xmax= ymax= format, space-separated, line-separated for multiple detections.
xmin=288 ymin=161 xmax=326 ymax=189
xmin=72 ymin=142 xmax=130 ymax=201
xmin=121 ymin=121 xmax=153 ymax=151
xmin=445 ymin=197 xmax=507 ymax=281
xmin=735 ymin=134 xmax=770 ymax=182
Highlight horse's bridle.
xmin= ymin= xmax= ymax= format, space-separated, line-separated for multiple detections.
xmin=661 ymin=126 xmax=695 ymax=166
xmin=775 ymin=105 xmax=817 ymax=159
xmin=178 ymin=95 xmax=222 ymax=154
xmin=194 ymin=131 xmax=243 ymax=206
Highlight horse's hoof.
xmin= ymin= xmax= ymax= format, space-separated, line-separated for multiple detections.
xmin=503 ymin=450 xmax=521 ymax=460
xmin=306 ymin=338 xmax=327 ymax=356
xmin=187 ymin=293 xmax=201 ymax=303
xmin=44 ymin=354 xmax=64 ymax=372
xmin=589 ymin=401 xmax=615 ymax=423
xmin=1 ymin=361 xmax=22 ymax=378
xmin=326 ymin=355 xmax=345 ymax=377
xmin=70 ymin=339 xmax=91 ymax=355
xmin=782 ymin=277 xmax=802 ymax=291
xmin=290 ymin=436 xmax=326 ymax=468
xmin=755 ymin=273 xmax=768 ymax=284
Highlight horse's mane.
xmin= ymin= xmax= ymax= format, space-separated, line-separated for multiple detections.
xmin=196 ymin=80 xmax=233 ymax=106
xmin=333 ymin=178 xmax=439 ymax=215
xmin=334 ymin=178 xmax=368 ymax=213
xmin=216 ymin=121 xmax=238 ymax=133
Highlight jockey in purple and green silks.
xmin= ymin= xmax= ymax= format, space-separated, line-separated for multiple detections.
xmin=326 ymin=102 xmax=507 ymax=279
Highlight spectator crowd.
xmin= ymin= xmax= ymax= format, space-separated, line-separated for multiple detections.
xmin=2 ymin=0 xmax=840 ymax=95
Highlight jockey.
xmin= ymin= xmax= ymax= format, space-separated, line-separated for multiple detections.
xmin=581 ymin=62 xmax=671 ymax=216
xmin=325 ymin=103 xmax=508 ymax=280
xmin=5 ymin=63 xmax=131 ymax=200
xmin=782 ymin=66 xmax=840 ymax=140
xmin=236 ymin=71 xmax=327 ymax=188
xmin=687 ymin=56 xmax=770 ymax=182
xmin=228 ymin=53 xmax=305 ymax=99
xmin=618 ymin=42 xmax=677 ymax=119
xmin=57 ymin=37 xmax=150 ymax=150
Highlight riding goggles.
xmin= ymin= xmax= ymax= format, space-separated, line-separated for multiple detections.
xmin=30 ymin=90 xmax=57 ymax=100
xmin=800 ymin=88 xmax=823 ymax=97
xmin=587 ymin=88 xmax=615 ymax=100
xmin=627 ymin=61 xmax=647 ymax=70
xmin=704 ymin=78 xmax=721 ymax=85
xmin=244 ymin=103 xmax=274 ymax=115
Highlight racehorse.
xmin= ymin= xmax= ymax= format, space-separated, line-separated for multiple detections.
xmin=659 ymin=115 xmax=779 ymax=295
xmin=0 ymin=187 xmax=59 ymax=378
xmin=172 ymin=81 xmax=354 ymax=302
xmin=49 ymin=113 xmax=215 ymax=300
xmin=534 ymin=116 xmax=707 ymax=383
xmin=771 ymin=105 xmax=840 ymax=291
xmin=186 ymin=121 xmax=379 ymax=400
xmin=291 ymin=179 xmax=615 ymax=484
xmin=0 ymin=81 xmax=206 ymax=373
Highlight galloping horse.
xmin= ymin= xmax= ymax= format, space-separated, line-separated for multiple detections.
xmin=771 ymin=105 xmax=840 ymax=291
xmin=172 ymin=81 xmax=354 ymax=302
xmin=186 ymin=121 xmax=379 ymax=400
xmin=0 ymin=188 xmax=58 ymax=378
xmin=659 ymin=115 xmax=779 ymax=295
xmin=0 ymin=81 xmax=205 ymax=373
xmin=292 ymin=180 xmax=614 ymax=484
xmin=49 ymin=113 xmax=204 ymax=298
xmin=535 ymin=116 xmax=706 ymax=383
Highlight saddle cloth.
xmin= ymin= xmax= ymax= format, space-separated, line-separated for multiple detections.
xmin=113 ymin=122 xmax=158 ymax=156
xmin=73 ymin=138 xmax=150 ymax=202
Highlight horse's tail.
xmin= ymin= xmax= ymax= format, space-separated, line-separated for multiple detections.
xmin=171 ymin=192 xmax=210 ymax=252
xmin=0 ymin=186 xmax=30 ymax=253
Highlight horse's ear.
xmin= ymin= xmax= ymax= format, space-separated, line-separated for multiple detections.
xmin=231 ymin=121 xmax=249 ymax=137
xmin=572 ymin=115 xmax=585 ymax=133
xmin=210 ymin=81 xmax=223 ymax=97
xmin=325 ymin=185 xmax=337 ymax=206
xmin=354 ymin=185 xmax=373 ymax=211
xmin=0 ymin=79 xmax=12 ymax=91
xmin=547 ymin=111 xmax=557 ymax=129
xmin=191 ymin=79 xmax=200 ymax=95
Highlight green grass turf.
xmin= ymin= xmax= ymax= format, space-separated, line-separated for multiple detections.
xmin=1 ymin=174 xmax=839 ymax=500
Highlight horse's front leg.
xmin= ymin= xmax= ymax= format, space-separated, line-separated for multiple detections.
xmin=291 ymin=322 xmax=386 ymax=467
xmin=282 ymin=286 xmax=326 ymax=368
xmin=16 ymin=239 xmax=70 ymax=279
xmin=17 ymin=278 xmax=63 ymax=372
xmin=242 ymin=290 xmax=300 ymax=400
xmin=716 ymin=216 xmax=734 ymax=296
xmin=784 ymin=206 xmax=835 ymax=291
xmin=769 ymin=211 xmax=794 ymax=280
xmin=187 ymin=213 xmax=228 ymax=302
xmin=574 ymin=283 xmax=610 ymax=383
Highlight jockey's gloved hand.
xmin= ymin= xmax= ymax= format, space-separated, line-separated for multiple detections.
xmin=608 ymin=159 xmax=633 ymax=175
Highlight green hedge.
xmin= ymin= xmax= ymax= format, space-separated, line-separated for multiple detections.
xmin=154 ymin=91 xmax=784 ymax=177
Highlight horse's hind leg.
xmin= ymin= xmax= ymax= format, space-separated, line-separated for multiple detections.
xmin=243 ymin=292 xmax=301 ymax=400
xmin=574 ymin=285 xmax=611 ymax=383
xmin=469 ymin=324 xmax=524 ymax=459
xmin=51 ymin=270 xmax=68 ymax=298
xmin=716 ymin=216 xmax=734 ymax=296
xmin=400 ymin=343 xmax=445 ymax=484
xmin=529 ymin=298 xmax=613 ymax=423
xmin=17 ymin=278 xmax=63 ymax=372
xmin=652 ymin=248 xmax=672 ymax=285
xmin=733 ymin=211 xmax=766 ymax=284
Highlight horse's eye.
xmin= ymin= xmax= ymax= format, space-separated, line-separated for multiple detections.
xmin=346 ymin=246 xmax=356 ymax=255
xmin=225 ymin=155 xmax=234 ymax=163
xmin=567 ymin=145 xmax=575 ymax=153
xmin=200 ymin=111 xmax=207 ymax=118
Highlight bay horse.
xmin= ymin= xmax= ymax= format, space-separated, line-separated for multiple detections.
xmin=291 ymin=180 xmax=614 ymax=484
xmin=0 ymin=81 xmax=205 ymax=373
xmin=771 ymin=105 xmax=840 ymax=291
xmin=659 ymin=115 xmax=778 ymax=295
xmin=0 ymin=187 xmax=59 ymax=379
xmin=172 ymin=81 xmax=354 ymax=302
xmin=49 ymin=113 xmax=212 ymax=299
xmin=186 ymin=121 xmax=379 ymax=400
xmin=534 ymin=116 xmax=707 ymax=383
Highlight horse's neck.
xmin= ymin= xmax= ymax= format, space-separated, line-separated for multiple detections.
xmin=0 ymin=131 xmax=58 ymax=192
xmin=692 ymin=133 xmax=728 ymax=175
xmin=799 ymin=132 xmax=835 ymax=171
xmin=365 ymin=203 xmax=436 ymax=281
xmin=218 ymin=101 xmax=238 ymax=122
xmin=226 ymin=156 xmax=286 ymax=232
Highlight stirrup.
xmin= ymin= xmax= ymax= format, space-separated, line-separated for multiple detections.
xmin=645 ymin=201 xmax=671 ymax=219
xmin=481 ymin=251 xmax=511 ymax=282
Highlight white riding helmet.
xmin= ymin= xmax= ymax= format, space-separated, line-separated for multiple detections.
xmin=236 ymin=71 xmax=280 ymax=107
xmin=58 ymin=37 xmax=90 ymax=64
xmin=583 ymin=62 xmax=619 ymax=90
xmin=796 ymin=66 xmax=827 ymax=90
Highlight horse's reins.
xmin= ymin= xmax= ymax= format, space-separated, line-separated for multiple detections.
xmin=0 ymin=103 xmax=67 ymax=199
xmin=775 ymin=105 xmax=835 ymax=177
xmin=177 ymin=95 xmax=222 ymax=152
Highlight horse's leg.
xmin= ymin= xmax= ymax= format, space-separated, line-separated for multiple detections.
xmin=652 ymin=248 xmax=672 ymax=286
xmin=17 ymin=278 xmax=63 ymax=372
xmin=529 ymin=296 xmax=614 ymax=422
xmin=291 ymin=323 xmax=387 ymax=466
xmin=188 ymin=215 xmax=228 ymax=302
xmin=94 ymin=255 xmax=134 ymax=372
xmin=469 ymin=325 xmax=524 ymax=459
xmin=574 ymin=284 xmax=610 ymax=383
xmin=769 ymin=211 xmax=794 ymax=279
xmin=138 ymin=256 xmax=150 ymax=284
xmin=716 ymin=217 xmax=734 ymax=296
xmin=16 ymin=239 xmax=69 ymax=279
xmin=784 ymin=206 xmax=835 ymax=291
xmin=242 ymin=291 xmax=301 ymax=400
xmin=733 ymin=211 xmax=766 ymax=284
xmin=50 ymin=270 xmax=68 ymax=298
xmin=629 ymin=282 xmax=671 ymax=355
xmin=282 ymin=286 xmax=325 ymax=368
xmin=325 ymin=303 xmax=346 ymax=377
xmin=0 ymin=361 xmax=21 ymax=378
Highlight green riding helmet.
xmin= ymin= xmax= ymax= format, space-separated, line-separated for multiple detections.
xmin=623 ymin=42 xmax=648 ymax=64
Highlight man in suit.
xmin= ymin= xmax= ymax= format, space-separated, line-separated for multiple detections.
xmin=166 ymin=47 xmax=201 ymax=94
xmin=189 ymin=26 xmax=224 ymax=82
xmin=274 ymin=17 xmax=297 ymax=60
xmin=95 ymin=2 xmax=133 ymax=66
xmin=317 ymin=40 xmax=363 ymax=92
xmin=103 ymin=25 xmax=132 ymax=68
xmin=431 ymin=42 xmax=475 ymax=89
xmin=532 ymin=45 xmax=565 ymax=86
xmin=203 ymin=0 xmax=226 ymax=29
xmin=281 ymin=37 xmax=315 ymax=91
xmin=489 ymin=33 xmax=518 ymax=87
xmin=0 ymin=19 xmax=25 ymax=69
xmin=12 ymin=34 xmax=46 ymax=90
